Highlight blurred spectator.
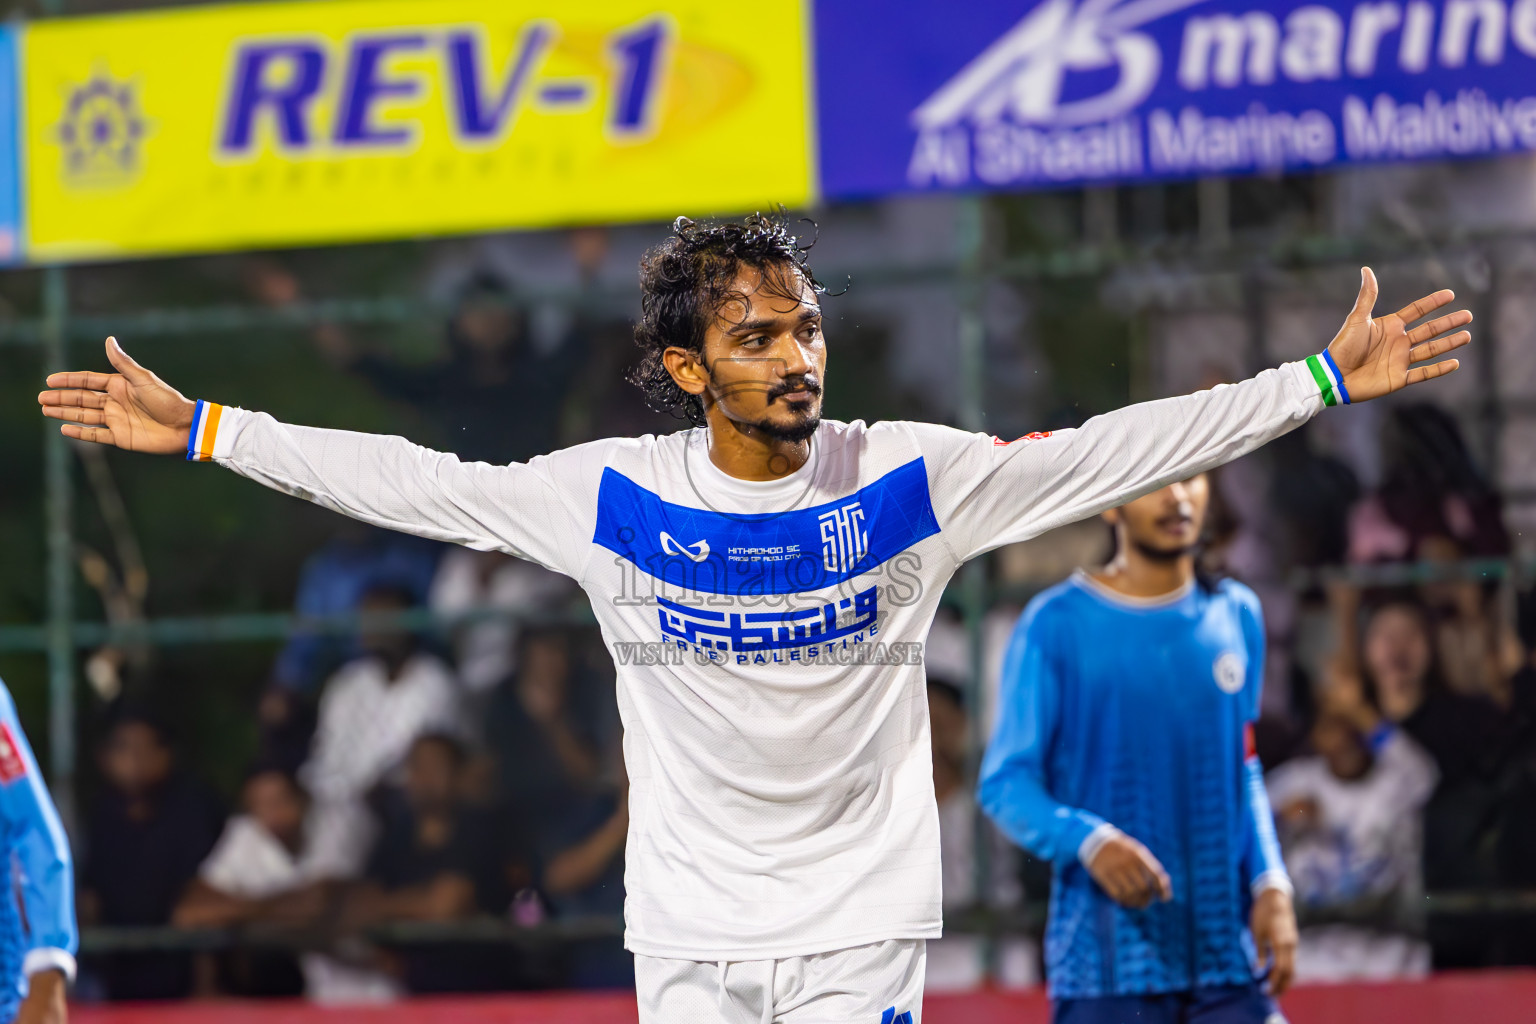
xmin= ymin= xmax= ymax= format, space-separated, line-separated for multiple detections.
xmin=303 ymin=584 xmax=463 ymax=805
xmin=1339 ymin=404 xmax=1520 ymax=719
xmin=537 ymin=756 xmax=630 ymax=989
xmin=174 ymin=766 xmax=397 ymax=1002
xmin=1348 ymin=404 xmax=1508 ymax=565
xmin=1253 ymin=428 xmax=1362 ymax=719
xmin=270 ymin=525 xmax=442 ymax=697
xmin=925 ymin=679 xmax=1035 ymax=992
xmin=262 ymin=525 xmax=442 ymax=771
xmin=1325 ymin=595 xmax=1534 ymax=966
xmin=1359 ymin=599 xmax=1508 ymax=787
xmin=428 ymin=550 xmax=579 ymax=696
xmin=340 ymin=734 xmax=511 ymax=993
xmin=301 ymin=583 xmax=463 ymax=875
xmin=1266 ymin=713 xmax=1436 ymax=982
xmin=486 ymin=627 xmax=605 ymax=814
xmin=317 ymin=271 xmax=584 ymax=465
xmin=481 ymin=621 xmax=625 ymax=989
xmin=1496 ymin=665 xmax=1536 ymax=896
xmin=80 ymin=708 xmax=223 ymax=1000
xmin=1412 ymin=539 xmax=1526 ymax=710
xmin=1335 ymin=595 xmax=1520 ymax=907
xmin=1268 ymin=426 xmax=1362 ymax=571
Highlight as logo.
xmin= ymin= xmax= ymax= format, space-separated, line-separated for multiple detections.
xmin=57 ymin=70 xmax=147 ymax=184
xmin=1213 ymin=651 xmax=1244 ymax=694
xmin=818 ymin=501 xmax=868 ymax=574
xmin=911 ymin=0 xmax=1184 ymax=132
xmin=659 ymin=532 xmax=710 ymax=563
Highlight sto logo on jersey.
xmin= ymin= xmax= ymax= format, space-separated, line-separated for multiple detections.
xmin=818 ymin=500 xmax=868 ymax=573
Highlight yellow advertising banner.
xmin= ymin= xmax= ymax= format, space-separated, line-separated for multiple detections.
xmin=23 ymin=0 xmax=813 ymax=261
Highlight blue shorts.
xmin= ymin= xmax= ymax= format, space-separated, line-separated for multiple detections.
xmin=1054 ymin=983 xmax=1284 ymax=1024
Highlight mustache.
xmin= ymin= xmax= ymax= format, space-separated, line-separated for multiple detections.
xmin=766 ymin=375 xmax=823 ymax=402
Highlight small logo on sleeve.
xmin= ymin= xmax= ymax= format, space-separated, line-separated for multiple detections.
xmin=0 ymin=724 xmax=29 ymax=783
xmin=993 ymin=431 xmax=1052 ymax=445
xmin=880 ymin=1009 xmax=914 ymax=1024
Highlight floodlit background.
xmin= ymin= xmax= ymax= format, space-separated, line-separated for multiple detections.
xmin=1 ymin=0 xmax=1535 ymax=1020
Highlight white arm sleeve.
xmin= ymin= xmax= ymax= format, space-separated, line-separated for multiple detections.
xmin=912 ymin=361 xmax=1325 ymax=562
xmin=199 ymin=406 xmax=605 ymax=581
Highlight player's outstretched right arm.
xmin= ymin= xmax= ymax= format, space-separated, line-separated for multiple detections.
xmin=39 ymin=338 xmax=598 ymax=579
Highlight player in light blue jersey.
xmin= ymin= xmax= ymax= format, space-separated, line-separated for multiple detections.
xmin=981 ymin=475 xmax=1295 ymax=1024
xmin=0 ymin=681 xmax=76 ymax=1024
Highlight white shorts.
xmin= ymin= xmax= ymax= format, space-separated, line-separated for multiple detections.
xmin=635 ymin=939 xmax=925 ymax=1024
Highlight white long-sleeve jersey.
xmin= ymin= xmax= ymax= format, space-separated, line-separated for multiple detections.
xmin=186 ymin=359 xmax=1330 ymax=961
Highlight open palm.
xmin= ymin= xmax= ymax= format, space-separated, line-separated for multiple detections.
xmin=1327 ymin=267 xmax=1472 ymax=403
xmin=37 ymin=337 xmax=195 ymax=454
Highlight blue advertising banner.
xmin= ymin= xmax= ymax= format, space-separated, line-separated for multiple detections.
xmin=815 ymin=0 xmax=1536 ymax=198
xmin=0 ymin=28 xmax=20 ymax=262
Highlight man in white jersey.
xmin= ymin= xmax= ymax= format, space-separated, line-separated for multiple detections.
xmin=39 ymin=213 xmax=1469 ymax=1023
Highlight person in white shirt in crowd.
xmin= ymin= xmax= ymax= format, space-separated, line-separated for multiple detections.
xmin=301 ymin=582 xmax=463 ymax=875
xmin=429 ymin=549 xmax=580 ymax=696
xmin=174 ymin=765 xmax=400 ymax=1003
xmin=1265 ymin=710 xmax=1437 ymax=982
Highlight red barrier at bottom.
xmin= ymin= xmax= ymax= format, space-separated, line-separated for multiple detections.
xmin=1279 ymin=971 xmax=1536 ymax=1024
xmin=71 ymin=971 xmax=1536 ymax=1024
xmin=73 ymin=992 xmax=644 ymax=1024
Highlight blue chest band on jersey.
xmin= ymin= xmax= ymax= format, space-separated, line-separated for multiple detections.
xmin=592 ymin=457 xmax=940 ymax=596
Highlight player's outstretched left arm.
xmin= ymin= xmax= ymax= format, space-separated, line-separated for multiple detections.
xmin=1321 ymin=267 xmax=1469 ymax=402
xmin=917 ymin=269 xmax=1470 ymax=562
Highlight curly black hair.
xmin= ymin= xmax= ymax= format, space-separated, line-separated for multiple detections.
xmin=628 ymin=209 xmax=826 ymax=426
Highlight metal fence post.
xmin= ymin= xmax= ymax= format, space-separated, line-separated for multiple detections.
xmin=955 ymin=194 xmax=996 ymax=979
xmin=42 ymin=265 xmax=76 ymax=832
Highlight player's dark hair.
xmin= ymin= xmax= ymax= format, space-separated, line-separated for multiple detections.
xmin=629 ymin=209 xmax=826 ymax=426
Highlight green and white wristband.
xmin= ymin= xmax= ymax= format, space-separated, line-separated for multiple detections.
xmin=1305 ymin=350 xmax=1351 ymax=407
